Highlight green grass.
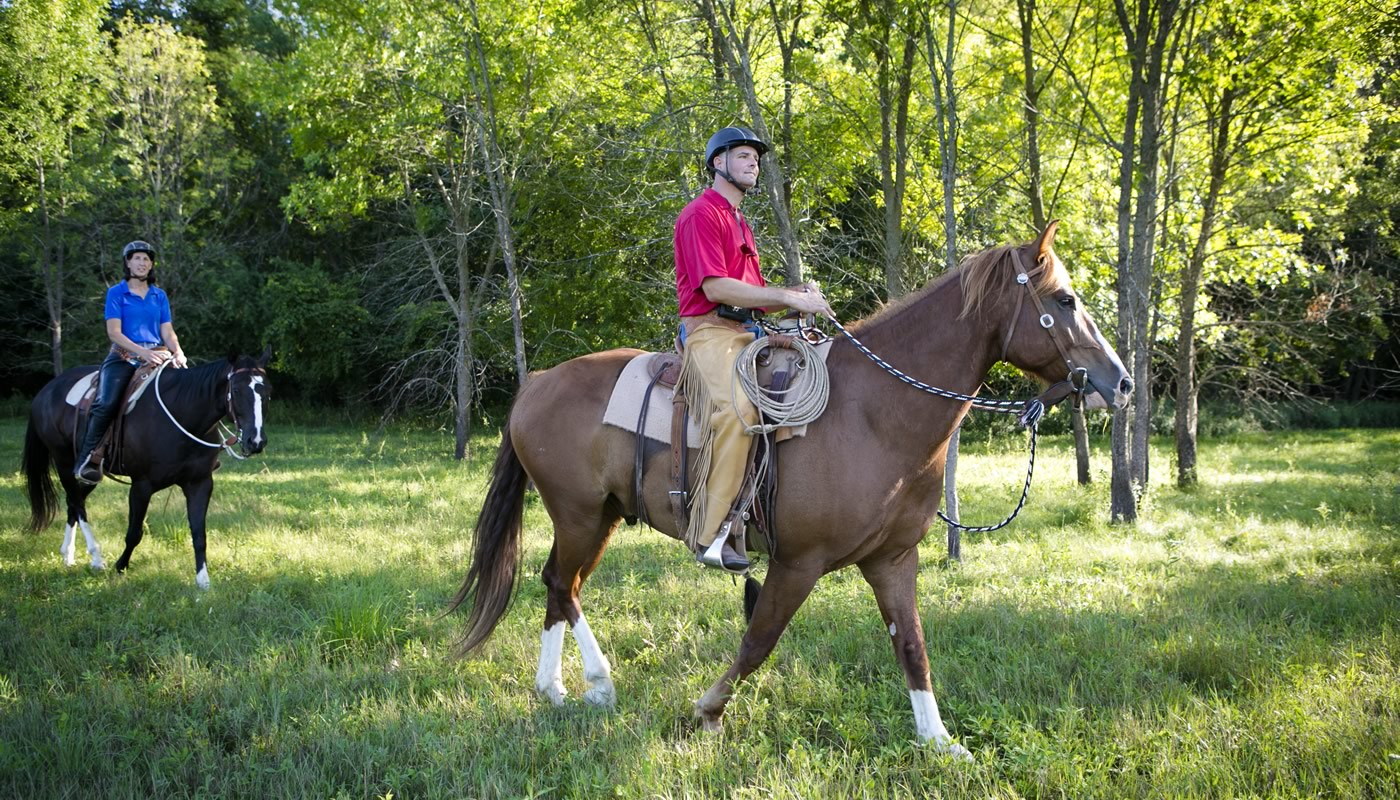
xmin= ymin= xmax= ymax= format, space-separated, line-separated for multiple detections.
xmin=1 ymin=414 xmax=1397 ymax=799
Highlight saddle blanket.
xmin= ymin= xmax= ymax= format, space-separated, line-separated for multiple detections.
xmin=601 ymin=341 xmax=833 ymax=445
xmin=601 ymin=353 xmax=700 ymax=446
xmin=64 ymin=366 xmax=161 ymax=413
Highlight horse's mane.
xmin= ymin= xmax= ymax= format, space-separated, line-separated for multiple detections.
xmin=850 ymin=241 xmax=1066 ymax=332
xmin=157 ymin=357 xmax=240 ymax=408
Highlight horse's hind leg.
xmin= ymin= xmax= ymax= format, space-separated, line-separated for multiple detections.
xmin=695 ymin=561 xmax=823 ymax=732
xmin=57 ymin=473 xmax=104 ymax=569
xmin=537 ymin=513 xmax=621 ymax=707
xmin=859 ymin=548 xmax=970 ymax=758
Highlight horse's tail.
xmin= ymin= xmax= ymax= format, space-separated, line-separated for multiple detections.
xmin=22 ymin=415 xmax=57 ymax=533
xmin=448 ymin=425 xmax=530 ymax=656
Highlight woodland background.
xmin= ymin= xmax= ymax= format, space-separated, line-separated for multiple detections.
xmin=2 ymin=0 xmax=1397 ymax=512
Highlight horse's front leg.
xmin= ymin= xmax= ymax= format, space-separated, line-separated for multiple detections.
xmin=695 ymin=562 xmax=822 ymax=732
xmin=181 ymin=476 xmax=214 ymax=590
xmin=113 ymin=481 xmax=155 ymax=574
xmin=859 ymin=548 xmax=971 ymax=759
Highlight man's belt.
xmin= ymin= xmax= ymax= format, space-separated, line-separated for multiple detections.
xmin=716 ymin=304 xmax=760 ymax=322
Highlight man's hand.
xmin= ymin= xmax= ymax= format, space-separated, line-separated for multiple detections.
xmin=786 ymin=282 xmax=834 ymax=319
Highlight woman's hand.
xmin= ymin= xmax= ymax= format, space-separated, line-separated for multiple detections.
xmin=143 ymin=348 xmax=172 ymax=366
xmin=171 ymin=350 xmax=188 ymax=368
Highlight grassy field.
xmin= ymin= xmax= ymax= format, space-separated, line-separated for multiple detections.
xmin=1 ymin=411 xmax=1397 ymax=799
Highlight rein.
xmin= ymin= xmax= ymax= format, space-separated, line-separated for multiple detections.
xmin=820 ymin=256 xmax=1089 ymax=533
xmin=152 ymin=362 xmax=263 ymax=460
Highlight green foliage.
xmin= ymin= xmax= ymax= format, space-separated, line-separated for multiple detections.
xmin=262 ymin=259 xmax=370 ymax=397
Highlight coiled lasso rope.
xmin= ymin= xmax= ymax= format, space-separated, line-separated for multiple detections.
xmin=733 ymin=333 xmax=830 ymax=433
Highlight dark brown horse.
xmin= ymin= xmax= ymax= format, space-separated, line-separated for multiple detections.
xmin=22 ymin=350 xmax=271 ymax=589
xmin=451 ymin=223 xmax=1131 ymax=754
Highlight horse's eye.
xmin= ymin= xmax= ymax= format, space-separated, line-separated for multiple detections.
xmin=1058 ymin=294 xmax=1076 ymax=310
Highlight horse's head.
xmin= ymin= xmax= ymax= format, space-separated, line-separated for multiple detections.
xmin=965 ymin=222 xmax=1132 ymax=410
xmin=226 ymin=346 xmax=272 ymax=455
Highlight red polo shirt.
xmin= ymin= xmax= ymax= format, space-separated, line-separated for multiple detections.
xmin=674 ymin=188 xmax=765 ymax=317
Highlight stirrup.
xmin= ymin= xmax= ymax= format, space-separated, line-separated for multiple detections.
xmin=74 ymin=455 xmax=103 ymax=485
xmin=696 ymin=525 xmax=750 ymax=574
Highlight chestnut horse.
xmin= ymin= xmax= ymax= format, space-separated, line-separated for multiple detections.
xmin=22 ymin=350 xmax=271 ymax=589
xmin=451 ymin=223 xmax=1131 ymax=754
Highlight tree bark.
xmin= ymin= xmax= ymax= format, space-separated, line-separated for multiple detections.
xmin=944 ymin=426 xmax=962 ymax=562
xmin=702 ymin=0 xmax=805 ymax=283
xmin=1018 ymin=0 xmax=1091 ymax=482
xmin=1175 ymin=87 xmax=1234 ymax=486
xmin=927 ymin=0 xmax=962 ymax=560
xmin=463 ymin=0 xmax=528 ymax=386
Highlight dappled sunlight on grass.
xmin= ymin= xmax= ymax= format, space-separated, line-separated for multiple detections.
xmin=2 ymin=415 xmax=1397 ymax=798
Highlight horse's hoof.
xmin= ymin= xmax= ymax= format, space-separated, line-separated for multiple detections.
xmin=537 ymin=681 xmax=567 ymax=706
xmin=934 ymin=739 xmax=972 ymax=761
xmin=90 ymin=557 xmax=106 ymax=570
xmin=583 ymin=679 xmax=616 ymax=708
xmin=195 ymin=567 xmax=210 ymax=590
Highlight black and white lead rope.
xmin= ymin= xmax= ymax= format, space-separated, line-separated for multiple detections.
xmin=765 ymin=315 xmax=1044 ymax=533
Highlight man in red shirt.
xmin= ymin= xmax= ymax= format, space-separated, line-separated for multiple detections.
xmin=674 ymin=126 xmax=832 ymax=572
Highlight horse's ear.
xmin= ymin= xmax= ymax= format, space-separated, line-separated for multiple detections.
xmin=1034 ymin=219 xmax=1061 ymax=263
xmin=257 ymin=345 xmax=272 ymax=369
xmin=226 ymin=348 xmax=240 ymax=365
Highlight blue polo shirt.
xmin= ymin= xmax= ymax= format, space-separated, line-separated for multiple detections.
xmin=104 ymin=283 xmax=172 ymax=345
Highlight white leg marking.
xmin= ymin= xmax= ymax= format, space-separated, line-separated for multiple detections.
xmin=889 ymin=622 xmax=897 ymax=637
xmin=572 ymin=615 xmax=616 ymax=707
xmin=195 ymin=566 xmax=210 ymax=590
xmin=910 ymin=690 xmax=971 ymax=760
xmin=250 ymin=376 xmax=266 ymax=449
xmin=61 ymin=523 xmax=77 ymax=566
xmin=79 ymin=520 xmax=104 ymax=569
xmin=536 ymin=622 xmax=567 ymax=705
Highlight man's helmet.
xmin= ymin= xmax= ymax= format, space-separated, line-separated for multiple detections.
xmin=704 ymin=126 xmax=769 ymax=171
xmin=122 ymin=240 xmax=156 ymax=262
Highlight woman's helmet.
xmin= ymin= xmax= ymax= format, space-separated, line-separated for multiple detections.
xmin=704 ymin=126 xmax=768 ymax=173
xmin=122 ymin=240 xmax=156 ymax=262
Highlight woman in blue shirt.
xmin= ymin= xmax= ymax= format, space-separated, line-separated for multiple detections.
xmin=74 ymin=240 xmax=188 ymax=484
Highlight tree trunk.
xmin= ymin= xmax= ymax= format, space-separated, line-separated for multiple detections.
xmin=875 ymin=5 xmax=920 ymax=298
xmin=927 ymin=0 xmax=962 ymax=560
xmin=1175 ymin=88 xmax=1234 ymax=486
xmin=702 ymin=0 xmax=804 ymax=283
xmin=1018 ymin=0 xmax=1091 ymax=482
xmin=944 ymin=426 xmax=962 ymax=562
xmin=462 ymin=0 xmax=528 ymax=386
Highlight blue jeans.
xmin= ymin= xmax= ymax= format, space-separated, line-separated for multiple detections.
xmin=76 ymin=352 xmax=137 ymax=461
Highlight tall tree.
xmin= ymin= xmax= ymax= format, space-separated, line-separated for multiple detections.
xmin=1109 ymin=0 xmax=1188 ymax=522
xmin=108 ymin=17 xmax=232 ymax=299
xmin=0 ymin=0 xmax=109 ymax=375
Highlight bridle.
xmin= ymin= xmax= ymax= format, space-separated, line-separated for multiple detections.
xmin=153 ymin=362 xmax=266 ymax=459
xmin=1003 ymin=247 xmax=1090 ymax=404
xmin=808 ymin=248 xmax=1093 ymax=532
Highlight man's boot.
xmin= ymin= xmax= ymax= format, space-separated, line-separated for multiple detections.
xmin=696 ymin=518 xmax=749 ymax=573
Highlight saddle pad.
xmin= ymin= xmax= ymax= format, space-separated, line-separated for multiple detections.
xmin=63 ymin=366 xmax=160 ymax=412
xmin=602 ymin=341 xmax=834 ymax=445
xmin=602 ymin=353 xmax=701 ymax=446
xmin=65 ymin=372 xmax=99 ymax=406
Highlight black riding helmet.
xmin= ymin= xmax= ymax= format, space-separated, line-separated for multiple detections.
xmin=704 ymin=126 xmax=768 ymax=173
xmin=122 ymin=240 xmax=157 ymax=282
xmin=122 ymin=240 xmax=156 ymax=262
